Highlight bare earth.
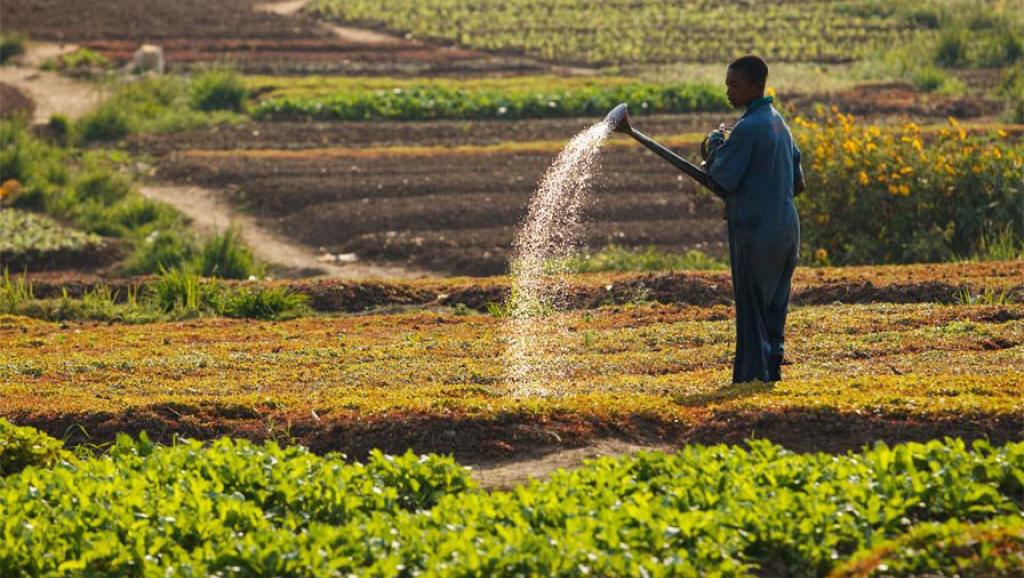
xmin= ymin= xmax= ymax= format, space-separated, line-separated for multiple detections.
xmin=470 ymin=439 xmax=673 ymax=490
xmin=0 ymin=43 xmax=103 ymax=124
xmin=139 ymin=184 xmax=431 ymax=279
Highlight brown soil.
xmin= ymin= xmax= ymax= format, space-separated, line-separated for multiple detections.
xmin=0 ymin=83 xmax=35 ymax=119
xmin=2 ymin=0 xmax=549 ymax=76
xmin=154 ymin=136 xmax=726 ymax=276
xmin=11 ymin=405 xmax=1022 ymax=487
xmin=138 ymin=183 xmax=432 ymax=279
xmin=23 ymin=261 xmax=1024 ymax=312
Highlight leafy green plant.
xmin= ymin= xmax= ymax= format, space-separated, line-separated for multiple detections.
xmin=0 ymin=433 xmax=1019 ymax=576
xmin=0 ymin=418 xmax=70 ymax=476
xmin=253 ymin=76 xmax=727 ymax=121
xmin=0 ymin=209 xmax=102 ymax=254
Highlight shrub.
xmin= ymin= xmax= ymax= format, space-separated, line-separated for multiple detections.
xmin=76 ymin=104 xmax=134 ymax=142
xmin=46 ymin=114 xmax=73 ymax=147
xmin=194 ymin=225 xmax=262 ymax=279
xmin=191 ymin=65 xmax=249 ymax=112
xmin=794 ymin=109 xmax=1023 ymax=265
xmin=122 ymin=229 xmax=197 ymax=275
xmin=0 ymin=33 xmax=26 ymax=64
xmin=829 ymin=516 xmax=1024 ymax=578
xmin=221 ymin=284 xmax=308 ymax=320
xmin=0 ymin=418 xmax=69 ymax=476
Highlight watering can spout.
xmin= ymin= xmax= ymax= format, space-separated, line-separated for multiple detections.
xmin=604 ymin=103 xmax=632 ymax=134
xmin=606 ymin=102 xmax=723 ymax=196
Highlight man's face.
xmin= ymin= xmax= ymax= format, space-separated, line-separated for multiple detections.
xmin=726 ymin=68 xmax=763 ymax=108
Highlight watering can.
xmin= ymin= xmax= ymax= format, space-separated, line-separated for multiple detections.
xmin=604 ymin=103 xmax=726 ymax=197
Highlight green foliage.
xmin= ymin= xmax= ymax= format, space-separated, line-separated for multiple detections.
xmin=41 ymin=48 xmax=110 ymax=74
xmin=0 ymin=434 xmax=1020 ymax=576
xmin=0 ymin=267 xmax=34 ymax=314
xmin=194 ymin=225 xmax=262 ymax=279
xmin=147 ymin=265 xmax=222 ymax=314
xmin=253 ymin=76 xmax=727 ymax=121
xmin=794 ymin=110 xmax=1024 ymax=265
xmin=76 ymin=103 xmax=134 ymax=142
xmin=0 ymin=419 xmax=69 ymax=477
xmin=121 ymin=228 xmax=196 ymax=275
xmin=45 ymin=114 xmax=72 ymax=147
xmin=0 ymin=33 xmax=26 ymax=64
xmin=0 ymin=209 xmax=102 ymax=255
xmin=310 ymin=0 xmax=935 ymax=65
xmin=76 ymin=76 xmax=244 ymax=144
xmin=221 ymin=284 xmax=309 ymax=320
xmin=998 ymin=64 xmax=1024 ymax=123
xmin=829 ymin=516 xmax=1024 ymax=577
xmin=191 ymin=65 xmax=249 ymax=112
xmin=562 ymin=245 xmax=726 ymax=273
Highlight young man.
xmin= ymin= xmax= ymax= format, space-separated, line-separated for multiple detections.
xmin=704 ymin=54 xmax=804 ymax=384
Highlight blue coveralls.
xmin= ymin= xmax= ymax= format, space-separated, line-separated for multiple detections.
xmin=707 ymin=95 xmax=802 ymax=383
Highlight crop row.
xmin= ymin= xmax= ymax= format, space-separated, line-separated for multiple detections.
xmin=1 ymin=420 xmax=1021 ymax=577
xmin=1 ymin=301 xmax=1020 ymax=455
xmin=250 ymin=76 xmax=727 ymax=121
xmin=308 ymin=0 xmax=938 ymax=65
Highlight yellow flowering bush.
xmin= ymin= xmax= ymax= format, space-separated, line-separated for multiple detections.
xmin=793 ymin=108 xmax=1023 ymax=264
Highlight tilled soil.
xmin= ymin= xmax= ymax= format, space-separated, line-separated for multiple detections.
xmin=155 ymin=139 xmax=727 ymax=275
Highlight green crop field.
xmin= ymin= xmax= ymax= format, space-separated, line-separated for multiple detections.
xmin=309 ymin=0 xmax=1014 ymax=66
xmin=1 ymin=420 xmax=1021 ymax=576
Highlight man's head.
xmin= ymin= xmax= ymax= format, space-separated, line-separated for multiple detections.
xmin=726 ymin=55 xmax=768 ymax=108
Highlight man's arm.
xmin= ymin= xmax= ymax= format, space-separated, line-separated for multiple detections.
xmin=707 ymin=120 xmax=756 ymax=199
xmin=793 ymin=144 xmax=805 ymax=196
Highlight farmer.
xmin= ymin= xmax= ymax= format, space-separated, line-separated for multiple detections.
xmin=703 ymin=54 xmax=804 ymax=384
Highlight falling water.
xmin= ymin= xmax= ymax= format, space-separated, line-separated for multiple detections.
xmin=505 ymin=119 xmax=613 ymax=397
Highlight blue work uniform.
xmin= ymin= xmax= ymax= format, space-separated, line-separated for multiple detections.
xmin=707 ymin=95 xmax=802 ymax=383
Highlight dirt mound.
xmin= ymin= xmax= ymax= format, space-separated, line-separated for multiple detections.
xmin=0 ymin=83 xmax=35 ymax=119
xmin=24 ymin=262 xmax=1023 ymax=312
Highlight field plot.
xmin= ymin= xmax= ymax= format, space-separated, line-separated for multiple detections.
xmin=156 ymin=135 xmax=725 ymax=276
xmin=2 ymin=296 xmax=1021 ymax=460
xmin=2 ymin=0 xmax=548 ymax=75
xmin=310 ymin=0 xmax=940 ymax=65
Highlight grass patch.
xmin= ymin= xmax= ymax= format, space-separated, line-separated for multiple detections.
xmin=561 ymin=245 xmax=726 ymax=273
xmin=76 ymin=75 xmax=245 ymax=143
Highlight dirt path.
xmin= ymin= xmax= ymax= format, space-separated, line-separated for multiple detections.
xmin=0 ymin=42 xmax=104 ymax=124
xmin=470 ymin=439 xmax=674 ymax=490
xmin=140 ymin=184 xmax=431 ymax=279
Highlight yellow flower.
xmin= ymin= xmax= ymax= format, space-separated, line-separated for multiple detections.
xmin=898 ymin=184 xmax=910 ymax=195
xmin=858 ymin=171 xmax=870 ymax=185
xmin=996 ymin=129 xmax=1008 ymax=138
xmin=888 ymin=184 xmax=899 ymax=195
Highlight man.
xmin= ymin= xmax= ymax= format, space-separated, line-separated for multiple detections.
xmin=704 ymin=54 xmax=803 ymax=384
